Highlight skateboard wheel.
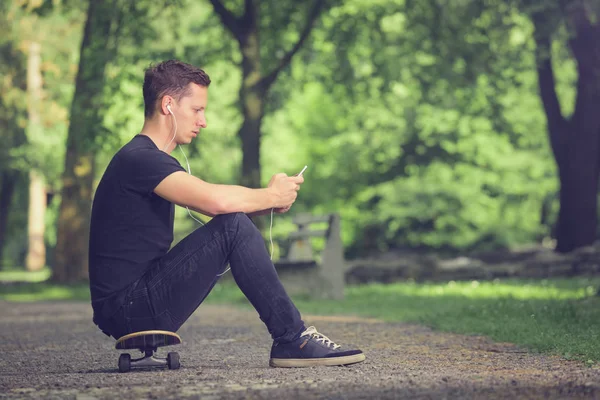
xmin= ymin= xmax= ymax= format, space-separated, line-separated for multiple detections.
xmin=167 ymin=352 xmax=180 ymax=370
xmin=118 ymin=353 xmax=131 ymax=373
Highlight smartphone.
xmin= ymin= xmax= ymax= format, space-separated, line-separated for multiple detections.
xmin=297 ymin=165 xmax=308 ymax=176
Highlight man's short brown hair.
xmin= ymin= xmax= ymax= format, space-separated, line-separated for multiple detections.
xmin=143 ymin=60 xmax=211 ymax=118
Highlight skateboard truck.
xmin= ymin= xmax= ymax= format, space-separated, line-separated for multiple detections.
xmin=115 ymin=330 xmax=181 ymax=373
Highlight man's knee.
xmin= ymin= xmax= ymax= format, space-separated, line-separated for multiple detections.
xmin=213 ymin=212 xmax=256 ymax=233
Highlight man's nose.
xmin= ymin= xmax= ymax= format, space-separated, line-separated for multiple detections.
xmin=198 ymin=117 xmax=207 ymax=128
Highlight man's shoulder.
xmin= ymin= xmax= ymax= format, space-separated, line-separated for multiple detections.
xmin=116 ymin=135 xmax=156 ymax=157
xmin=112 ymin=135 xmax=172 ymax=167
xmin=111 ymin=135 xmax=184 ymax=178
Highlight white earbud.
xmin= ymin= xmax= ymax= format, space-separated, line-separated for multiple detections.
xmin=163 ymin=103 xmax=177 ymax=151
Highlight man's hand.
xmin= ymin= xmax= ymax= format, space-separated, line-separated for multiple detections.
xmin=267 ymin=173 xmax=304 ymax=209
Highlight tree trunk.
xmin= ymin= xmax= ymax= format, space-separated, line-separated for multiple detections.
xmin=554 ymin=82 xmax=600 ymax=252
xmin=0 ymin=171 xmax=19 ymax=268
xmin=0 ymin=26 xmax=28 ymax=269
xmin=208 ymin=0 xmax=326 ymax=190
xmin=26 ymin=170 xmax=47 ymax=271
xmin=533 ymin=4 xmax=600 ymax=253
xmin=239 ymin=29 xmax=265 ymax=189
xmin=53 ymin=0 xmax=116 ymax=283
xmin=26 ymin=41 xmax=46 ymax=272
xmin=556 ymin=10 xmax=600 ymax=252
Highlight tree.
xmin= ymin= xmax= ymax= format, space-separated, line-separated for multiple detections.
xmin=529 ymin=0 xmax=600 ymax=252
xmin=207 ymin=0 xmax=328 ymax=189
xmin=0 ymin=0 xmax=85 ymax=269
xmin=25 ymin=41 xmax=47 ymax=271
xmin=53 ymin=0 xmax=123 ymax=282
xmin=0 ymin=3 xmax=28 ymax=268
xmin=53 ymin=0 xmax=184 ymax=281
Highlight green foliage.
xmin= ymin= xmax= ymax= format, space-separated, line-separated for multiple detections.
xmin=0 ymin=7 xmax=28 ymax=174
xmin=261 ymin=0 xmax=568 ymax=255
xmin=1 ymin=0 xmax=585 ymax=267
xmin=76 ymin=0 xmax=244 ymax=247
xmin=0 ymin=1 xmax=84 ymax=269
xmin=2 ymin=1 xmax=83 ymax=186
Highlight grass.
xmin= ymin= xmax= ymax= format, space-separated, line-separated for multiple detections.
xmin=0 ymin=267 xmax=52 ymax=282
xmin=1 ymin=269 xmax=599 ymax=364
xmin=0 ymin=282 xmax=90 ymax=301
xmin=205 ymin=277 xmax=600 ymax=364
xmin=0 ymin=268 xmax=89 ymax=301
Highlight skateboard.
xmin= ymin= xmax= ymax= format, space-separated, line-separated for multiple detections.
xmin=115 ymin=330 xmax=181 ymax=373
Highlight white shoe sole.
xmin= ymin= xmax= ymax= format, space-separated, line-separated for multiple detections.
xmin=269 ymin=353 xmax=366 ymax=368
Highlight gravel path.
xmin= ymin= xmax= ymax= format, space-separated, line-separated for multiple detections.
xmin=1 ymin=300 xmax=599 ymax=399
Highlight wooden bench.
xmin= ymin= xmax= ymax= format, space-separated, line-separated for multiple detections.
xmin=274 ymin=213 xmax=345 ymax=300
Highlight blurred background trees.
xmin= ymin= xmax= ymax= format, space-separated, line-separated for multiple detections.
xmin=1 ymin=0 xmax=599 ymax=282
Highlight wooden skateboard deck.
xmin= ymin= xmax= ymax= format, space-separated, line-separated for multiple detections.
xmin=116 ymin=330 xmax=181 ymax=350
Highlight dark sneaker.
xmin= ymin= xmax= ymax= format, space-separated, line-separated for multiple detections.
xmin=269 ymin=326 xmax=365 ymax=367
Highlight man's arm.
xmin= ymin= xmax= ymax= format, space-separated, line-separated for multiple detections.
xmin=247 ymin=204 xmax=292 ymax=218
xmin=247 ymin=209 xmax=273 ymax=217
xmin=154 ymin=171 xmax=301 ymax=216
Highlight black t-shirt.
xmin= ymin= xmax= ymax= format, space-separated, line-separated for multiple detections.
xmin=89 ymin=134 xmax=185 ymax=321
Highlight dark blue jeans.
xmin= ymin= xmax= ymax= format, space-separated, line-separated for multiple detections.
xmin=102 ymin=212 xmax=305 ymax=343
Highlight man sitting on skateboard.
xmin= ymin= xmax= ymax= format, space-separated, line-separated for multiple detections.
xmin=88 ymin=60 xmax=365 ymax=368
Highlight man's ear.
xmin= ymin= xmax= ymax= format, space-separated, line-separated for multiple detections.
xmin=161 ymin=96 xmax=173 ymax=115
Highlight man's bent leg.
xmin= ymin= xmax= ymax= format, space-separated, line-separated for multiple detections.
xmin=124 ymin=212 xmax=365 ymax=367
xmin=225 ymin=213 xmax=306 ymax=343
xmin=131 ymin=212 xmax=304 ymax=343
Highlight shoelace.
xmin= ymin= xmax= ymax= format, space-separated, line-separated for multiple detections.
xmin=301 ymin=326 xmax=341 ymax=350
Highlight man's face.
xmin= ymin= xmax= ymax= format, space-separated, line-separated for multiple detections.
xmin=171 ymin=83 xmax=208 ymax=144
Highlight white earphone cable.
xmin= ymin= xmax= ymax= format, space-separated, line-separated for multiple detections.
xmin=178 ymin=145 xmax=205 ymax=227
xmin=270 ymin=208 xmax=274 ymax=260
